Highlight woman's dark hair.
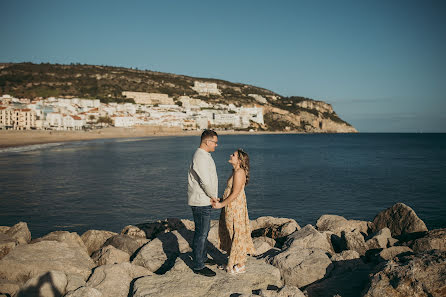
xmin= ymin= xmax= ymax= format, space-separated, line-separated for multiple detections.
xmin=237 ymin=148 xmax=250 ymax=185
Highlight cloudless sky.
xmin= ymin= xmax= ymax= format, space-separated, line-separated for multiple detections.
xmin=1 ymin=0 xmax=445 ymax=132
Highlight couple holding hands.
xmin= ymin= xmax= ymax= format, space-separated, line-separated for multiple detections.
xmin=187 ymin=129 xmax=255 ymax=277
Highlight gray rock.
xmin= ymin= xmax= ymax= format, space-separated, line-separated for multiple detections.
xmin=282 ymin=225 xmax=333 ymax=254
xmin=379 ymin=246 xmax=413 ymax=261
xmin=252 ymin=236 xmax=274 ymax=255
xmin=0 ymin=233 xmax=18 ymax=259
xmin=66 ymin=273 xmax=86 ymax=293
xmin=5 ymin=222 xmax=31 ymax=245
xmin=33 ymin=231 xmax=88 ymax=254
xmin=387 ymin=237 xmax=398 ymax=247
xmin=371 ymin=203 xmax=428 ymax=237
xmin=303 ymin=260 xmax=375 ymax=297
xmin=16 ymin=270 xmax=67 ymax=297
xmin=251 ymin=217 xmax=301 ymax=240
xmin=132 ymin=256 xmax=282 ymax=297
xmin=121 ymin=225 xmax=147 ymax=238
xmin=269 ymin=247 xmax=333 ymax=288
xmin=330 ymin=250 xmax=360 ymax=262
xmin=81 ymin=230 xmax=118 ymax=256
xmin=411 ymin=228 xmax=446 ymax=252
xmin=253 ymin=237 xmax=274 ymax=255
xmin=363 ymin=250 xmax=446 ymax=297
xmin=255 ymin=285 xmax=306 ymax=297
xmin=91 ymin=245 xmax=130 ymax=265
xmin=132 ymin=229 xmax=193 ymax=273
xmin=0 ymin=227 xmax=10 ymax=234
xmin=0 ymin=241 xmax=95 ymax=283
xmin=65 ymin=287 xmax=103 ymax=297
xmin=134 ymin=218 xmax=195 ymax=239
xmin=254 ymin=236 xmax=276 ymax=247
xmin=102 ymin=234 xmax=149 ymax=257
xmin=316 ymin=215 xmax=370 ymax=236
xmin=341 ymin=231 xmax=367 ymax=256
xmin=86 ymin=262 xmax=152 ymax=297
xmin=365 ymin=228 xmax=392 ymax=250
xmin=0 ymin=278 xmax=20 ymax=297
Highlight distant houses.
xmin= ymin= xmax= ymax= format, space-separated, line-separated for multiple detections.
xmin=0 ymin=81 xmax=265 ymax=131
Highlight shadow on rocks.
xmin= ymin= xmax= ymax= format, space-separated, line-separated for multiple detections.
xmin=154 ymin=220 xmax=225 ymax=275
xmin=16 ymin=272 xmax=63 ymax=297
xmin=303 ymin=258 xmax=374 ymax=297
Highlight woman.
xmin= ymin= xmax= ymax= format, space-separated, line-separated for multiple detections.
xmin=212 ymin=148 xmax=255 ymax=274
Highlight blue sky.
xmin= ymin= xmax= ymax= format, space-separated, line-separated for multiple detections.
xmin=1 ymin=0 xmax=445 ymax=132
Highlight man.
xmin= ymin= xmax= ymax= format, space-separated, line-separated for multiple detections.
xmin=188 ymin=129 xmax=219 ymax=277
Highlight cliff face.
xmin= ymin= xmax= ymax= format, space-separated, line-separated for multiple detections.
xmin=0 ymin=63 xmax=357 ymax=133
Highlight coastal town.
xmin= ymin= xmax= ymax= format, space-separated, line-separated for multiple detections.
xmin=0 ymin=81 xmax=265 ymax=132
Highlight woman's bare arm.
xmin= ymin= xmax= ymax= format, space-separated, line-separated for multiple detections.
xmin=213 ymin=169 xmax=245 ymax=208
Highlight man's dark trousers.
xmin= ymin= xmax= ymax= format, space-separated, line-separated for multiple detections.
xmin=191 ymin=205 xmax=212 ymax=270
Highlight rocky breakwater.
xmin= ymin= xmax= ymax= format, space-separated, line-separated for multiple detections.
xmin=0 ymin=202 xmax=444 ymax=297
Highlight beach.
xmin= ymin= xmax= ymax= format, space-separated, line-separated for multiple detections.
xmin=0 ymin=127 xmax=301 ymax=149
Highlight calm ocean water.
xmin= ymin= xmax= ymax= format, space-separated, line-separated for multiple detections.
xmin=1 ymin=133 xmax=445 ymax=238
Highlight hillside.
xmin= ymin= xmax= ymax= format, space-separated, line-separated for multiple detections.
xmin=0 ymin=62 xmax=357 ymax=133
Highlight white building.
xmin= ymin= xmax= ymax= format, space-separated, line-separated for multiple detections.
xmin=113 ymin=116 xmax=135 ymax=127
xmin=46 ymin=112 xmax=63 ymax=129
xmin=191 ymin=81 xmax=221 ymax=95
xmin=122 ymin=92 xmax=175 ymax=105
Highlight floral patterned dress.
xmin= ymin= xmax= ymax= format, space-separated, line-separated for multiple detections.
xmin=218 ymin=175 xmax=255 ymax=268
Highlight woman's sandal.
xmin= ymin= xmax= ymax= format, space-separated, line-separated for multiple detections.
xmin=217 ymin=264 xmax=227 ymax=270
xmin=229 ymin=265 xmax=246 ymax=274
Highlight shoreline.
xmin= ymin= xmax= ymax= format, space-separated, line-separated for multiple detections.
xmin=0 ymin=127 xmax=303 ymax=149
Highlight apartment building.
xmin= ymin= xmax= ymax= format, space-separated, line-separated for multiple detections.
xmin=0 ymin=107 xmax=36 ymax=130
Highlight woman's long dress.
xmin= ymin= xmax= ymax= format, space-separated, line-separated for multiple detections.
xmin=218 ymin=175 xmax=255 ymax=268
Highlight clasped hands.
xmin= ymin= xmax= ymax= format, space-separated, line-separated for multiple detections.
xmin=210 ymin=197 xmax=223 ymax=209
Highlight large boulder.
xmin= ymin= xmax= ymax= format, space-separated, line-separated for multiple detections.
xmin=16 ymin=270 xmax=68 ymax=297
xmin=253 ymin=237 xmax=275 ymax=255
xmin=363 ymin=250 xmax=446 ymax=297
xmin=371 ymin=203 xmax=428 ymax=237
xmin=251 ymin=217 xmax=300 ymax=239
xmin=269 ymin=248 xmax=333 ymax=288
xmin=330 ymin=250 xmax=360 ymax=262
xmin=411 ymin=228 xmax=446 ymax=252
xmin=133 ymin=218 xmax=195 ymax=239
xmin=86 ymin=262 xmax=152 ymax=297
xmin=132 ymin=229 xmax=193 ymax=273
xmin=0 ymin=241 xmax=95 ymax=283
xmin=91 ymin=245 xmax=130 ymax=265
xmin=379 ymin=246 xmax=413 ymax=261
xmin=121 ymin=225 xmax=147 ymax=238
xmin=316 ymin=215 xmax=370 ymax=236
xmin=102 ymin=234 xmax=149 ymax=257
xmin=80 ymin=230 xmax=117 ymax=256
xmin=282 ymin=225 xmax=333 ymax=254
xmin=252 ymin=285 xmax=305 ymax=297
xmin=15 ymin=270 xmax=86 ymax=297
xmin=365 ymin=228 xmax=392 ymax=250
xmin=0 ymin=233 xmax=18 ymax=259
xmin=4 ymin=222 xmax=31 ymax=245
xmin=33 ymin=231 xmax=88 ymax=254
xmin=65 ymin=287 xmax=103 ymax=297
xmin=303 ymin=259 xmax=375 ymax=297
xmin=0 ymin=278 xmax=20 ymax=297
xmin=341 ymin=231 xmax=367 ymax=256
xmin=132 ymin=256 xmax=282 ymax=297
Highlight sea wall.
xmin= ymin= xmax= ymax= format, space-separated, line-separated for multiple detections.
xmin=0 ymin=202 xmax=445 ymax=297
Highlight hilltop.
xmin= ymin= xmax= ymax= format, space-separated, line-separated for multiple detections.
xmin=0 ymin=62 xmax=357 ymax=133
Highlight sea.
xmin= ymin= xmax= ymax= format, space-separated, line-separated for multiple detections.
xmin=0 ymin=133 xmax=445 ymax=238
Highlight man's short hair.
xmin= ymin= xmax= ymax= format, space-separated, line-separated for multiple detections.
xmin=201 ymin=129 xmax=218 ymax=142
